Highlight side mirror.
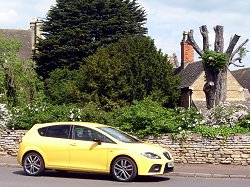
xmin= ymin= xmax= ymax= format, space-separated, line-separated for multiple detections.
xmin=93 ymin=139 xmax=102 ymax=145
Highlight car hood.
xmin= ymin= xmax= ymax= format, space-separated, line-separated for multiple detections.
xmin=123 ymin=142 xmax=167 ymax=155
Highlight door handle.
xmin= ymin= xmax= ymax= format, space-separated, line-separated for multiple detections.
xmin=70 ymin=143 xmax=76 ymax=146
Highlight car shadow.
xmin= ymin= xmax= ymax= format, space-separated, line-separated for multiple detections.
xmin=13 ymin=169 xmax=170 ymax=182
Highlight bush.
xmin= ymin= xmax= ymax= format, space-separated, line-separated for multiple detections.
xmin=45 ymin=68 xmax=79 ymax=105
xmin=109 ymin=98 xmax=182 ymax=138
xmin=175 ymin=107 xmax=203 ymax=130
xmin=193 ymin=125 xmax=249 ymax=139
xmin=201 ymin=103 xmax=248 ymax=128
xmin=7 ymin=102 xmax=110 ymax=130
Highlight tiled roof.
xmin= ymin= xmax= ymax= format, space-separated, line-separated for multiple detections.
xmin=0 ymin=29 xmax=33 ymax=61
xmin=232 ymin=68 xmax=250 ymax=92
xmin=175 ymin=61 xmax=204 ymax=88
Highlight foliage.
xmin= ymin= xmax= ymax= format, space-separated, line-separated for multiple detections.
xmin=202 ymin=50 xmax=228 ymax=71
xmin=0 ymin=34 xmax=45 ymax=107
xmin=6 ymin=97 xmax=250 ymax=139
xmin=76 ymin=36 xmax=180 ymax=110
xmin=200 ymin=102 xmax=248 ymax=128
xmin=35 ymin=0 xmax=147 ymax=78
xmin=109 ymin=98 xmax=183 ymax=138
xmin=193 ymin=125 xmax=249 ymax=139
xmin=7 ymin=101 xmax=110 ymax=130
xmin=237 ymin=119 xmax=250 ymax=129
xmin=0 ymin=101 xmax=10 ymax=129
xmin=175 ymin=107 xmax=203 ymax=130
xmin=45 ymin=68 xmax=79 ymax=105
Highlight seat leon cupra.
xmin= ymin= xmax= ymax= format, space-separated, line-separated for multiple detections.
xmin=18 ymin=122 xmax=174 ymax=182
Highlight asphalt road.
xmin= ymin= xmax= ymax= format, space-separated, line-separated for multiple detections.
xmin=0 ymin=167 xmax=249 ymax=187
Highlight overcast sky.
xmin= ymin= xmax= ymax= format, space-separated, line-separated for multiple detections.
xmin=1 ymin=0 xmax=249 ymax=69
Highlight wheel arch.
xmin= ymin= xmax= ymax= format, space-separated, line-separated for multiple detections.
xmin=109 ymin=154 xmax=138 ymax=174
xmin=22 ymin=149 xmax=45 ymax=167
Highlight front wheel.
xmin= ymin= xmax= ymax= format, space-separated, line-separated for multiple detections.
xmin=23 ymin=152 xmax=45 ymax=176
xmin=111 ymin=156 xmax=137 ymax=182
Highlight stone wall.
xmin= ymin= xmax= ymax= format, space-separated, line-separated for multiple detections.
xmin=0 ymin=129 xmax=249 ymax=165
xmin=146 ymin=133 xmax=250 ymax=166
xmin=0 ymin=129 xmax=26 ymax=156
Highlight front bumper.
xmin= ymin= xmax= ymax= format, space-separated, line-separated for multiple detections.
xmin=163 ymin=162 xmax=174 ymax=173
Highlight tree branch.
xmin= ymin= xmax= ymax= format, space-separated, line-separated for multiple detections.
xmin=229 ymin=39 xmax=249 ymax=62
xmin=225 ymin=34 xmax=240 ymax=56
xmin=231 ymin=61 xmax=245 ymax=67
xmin=187 ymin=29 xmax=203 ymax=56
xmin=214 ymin=25 xmax=224 ymax=52
xmin=200 ymin=25 xmax=209 ymax=51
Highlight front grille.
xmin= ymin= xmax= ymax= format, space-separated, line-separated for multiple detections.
xmin=163 ymin=152 xmax=171 ymax=160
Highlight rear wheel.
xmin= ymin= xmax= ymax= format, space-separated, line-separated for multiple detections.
xmin=111 ymin=156 xmax=137 ymax=182
xmin=23 ymin=152 xmax=45 ymax=176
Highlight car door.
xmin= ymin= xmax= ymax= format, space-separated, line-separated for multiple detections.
xmin=38 ymin=124 xmax=71 ymax=168
xmin=69 ymin=125 xmax=109 ymax=172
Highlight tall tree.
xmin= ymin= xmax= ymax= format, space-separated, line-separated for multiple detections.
xmin=76 ymin=36 xmax=180 ymax=110
xmin=187 ymin=25 xmax=248 ymax=109
xmin=35 ymin=0 xmax=147 ymax=78
xmin=0 ymin=34 xmax=43 ymax=107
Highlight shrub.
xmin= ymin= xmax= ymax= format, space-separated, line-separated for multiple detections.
xmin=193 ymin=125 xmax=249 ymax=139
xmin=200 ymin=103 xmax=248 ymax=128
xmin=0 ymin=101 xmax=10 ymax=129
xmin=175 ymin=107 xmax=203 ymax=130
xmin=7 ymin=101 xmax=110 ymax=130
xmin=110 ymin=98 xmax=182 ymax=137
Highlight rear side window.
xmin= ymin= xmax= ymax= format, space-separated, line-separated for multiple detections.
xmin=38 ymin=127 xmax=47 ymax=136
xmin=38 ymin=125 xmax=71 ymax=139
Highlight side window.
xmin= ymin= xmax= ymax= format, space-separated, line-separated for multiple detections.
xmin=38 ymin=127 xmax=48 ymax=136
xmin=74 ymin=126 xmax=93 ymax=141
xmin=73 ymin=126 xmax=113 ymax=143
xmin=45 ymin=125 xmax=71 ymax=139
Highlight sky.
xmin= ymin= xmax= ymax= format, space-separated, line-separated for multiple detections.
xmin=1 ymin=0 xmax=250 ymax=69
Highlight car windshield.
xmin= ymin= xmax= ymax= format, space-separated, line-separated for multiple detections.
xmin=98 ymin=127 xmax=141 ymax=143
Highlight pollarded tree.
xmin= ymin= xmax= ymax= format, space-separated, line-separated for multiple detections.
xmin=187 ymin=25 xmax=248 ymax=109
xmin=35 ymin=0 xmax=147 ymax=79
xmin=76 ymin=36 xmax=180 ymax=110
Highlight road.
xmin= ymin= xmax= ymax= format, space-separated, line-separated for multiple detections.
xmin=0 ymin=167 xmax=249 ymax=187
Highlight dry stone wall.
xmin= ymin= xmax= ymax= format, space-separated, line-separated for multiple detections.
xmin=0 ymin=129 xmax=249 ymax=165
xmin=0 ymin=129 xmax=26 ymax=156
xmin=146 ymin=133 xmax=250 ymax=166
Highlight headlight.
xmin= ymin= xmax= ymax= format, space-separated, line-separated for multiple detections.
xmin=141 ymin=152 xmax=161 ymax=159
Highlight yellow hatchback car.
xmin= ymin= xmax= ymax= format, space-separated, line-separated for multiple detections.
xmin=18 ymin=122 xmax=174 ymax=182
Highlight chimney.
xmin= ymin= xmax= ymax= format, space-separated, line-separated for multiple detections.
xmin=180 ymin=31 xmax=194 ymax=67
xmin=30 ymin=18 xmax=43 ymax=52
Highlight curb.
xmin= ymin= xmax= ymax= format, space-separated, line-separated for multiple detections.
xmin=167 ymin=172 xmax=250 ymax=179
xmin=1 ymin=163 xmax=249 ymax=179
xmin=0 ymin=163 xmax=21 ymax=168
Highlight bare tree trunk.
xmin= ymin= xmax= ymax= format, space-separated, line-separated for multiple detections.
xmin=187 ymin=25 xmax=248 ymax=109
xmin=213 ymin=26 xmax=227 ymax=105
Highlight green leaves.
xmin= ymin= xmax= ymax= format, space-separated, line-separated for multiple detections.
xmin=35 ymin=0 xmax=147 ymax=78
xmin=0 ymin=34 xmax=44 ymax=107
xmin=76 ymin=36 xmax=180 ymax=110
xmin=202 ymin=50 xmax=228 ymax=70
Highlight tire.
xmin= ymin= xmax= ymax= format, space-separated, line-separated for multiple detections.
xmin=111 ymin=156 xmax=137 ymax=182
xmin=23 ymin=152 xmax=45 ymax=176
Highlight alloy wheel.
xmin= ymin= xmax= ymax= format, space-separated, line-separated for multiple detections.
xmin=112 ymin=157 xmax=137 ymax=182
xmin=23 ymin=153 xmax=44 ymax=176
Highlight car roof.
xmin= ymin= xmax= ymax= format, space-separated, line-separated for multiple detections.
xmin=33 ymin=122 xmax=108 ymax=128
